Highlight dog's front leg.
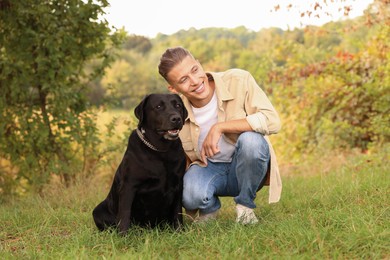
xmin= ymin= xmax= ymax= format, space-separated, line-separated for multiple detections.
xmin=117 ymin=187 xmax=135 ymax=235
xmin=172 ymin=183 xmax=184 ymax=230
xmin=173 ymin=201 xmax=184 ymax=230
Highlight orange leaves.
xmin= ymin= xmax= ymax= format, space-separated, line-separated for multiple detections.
xmin=336 ymin=51 xmax=355 ymax=63
xmin=314 ymin=2 xmax=321 ymax=11
xmin=272 ymin=0 xmax=360 ymax=20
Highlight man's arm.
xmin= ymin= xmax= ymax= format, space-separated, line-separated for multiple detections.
xmin=200 ymin=119 xmax=251 ymax=164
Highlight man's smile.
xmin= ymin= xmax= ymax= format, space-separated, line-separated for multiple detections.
xmin=193 ymin=82 xmax=205 ymax=93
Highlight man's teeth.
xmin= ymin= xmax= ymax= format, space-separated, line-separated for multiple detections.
xmin=194 ymin=83 xmax=204 ymax=93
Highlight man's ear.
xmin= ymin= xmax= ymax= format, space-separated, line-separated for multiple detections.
xmin=168 ymin=85 xmax=178 ymax=94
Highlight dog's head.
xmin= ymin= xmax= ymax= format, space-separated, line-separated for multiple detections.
xmin=134 ymin=94 xmax=188 ymax=140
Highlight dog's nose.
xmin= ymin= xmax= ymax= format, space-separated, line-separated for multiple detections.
xmin=170 ymin=115 xmax=181 ymax=124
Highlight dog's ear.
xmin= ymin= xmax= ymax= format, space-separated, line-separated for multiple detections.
xmin=134 ymin=95 xmax=150 ymax=126
xmin=175 ymin=94 xmax=188 ymax=120
xmin=182 ymin=102 xmax=188 ymax=121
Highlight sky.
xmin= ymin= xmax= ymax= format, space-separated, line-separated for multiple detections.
xmin=103 ymin=0 xmax=373 ymax=38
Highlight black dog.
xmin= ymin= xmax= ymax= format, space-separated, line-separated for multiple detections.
xmin=92 ymin=93 xmax=188 ymax=234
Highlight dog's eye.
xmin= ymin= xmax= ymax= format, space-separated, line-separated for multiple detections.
xmin=156 ymin=105 xmax=163 ymax=110
xmin=175 ymin=103 xmax=182 ymax=109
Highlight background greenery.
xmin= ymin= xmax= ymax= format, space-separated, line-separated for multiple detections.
xmin=0 ymin=0 xmax=389 ymax=258
xmin=1 ymin=0 xmax=388 ymax=195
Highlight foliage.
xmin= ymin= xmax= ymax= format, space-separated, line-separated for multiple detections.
xmin=0 ymin=147 xmax=388 ymax=258
xmin=101 ymin=50 xmax=168 ymax=109
xmin=1 ymin=0 xmax=389 ymax=194
xmin=98 ymin=1 xmax=389 ymax=158
xmin=0 ymin=0 xmax=122 ymax=194
xmin=122 ymin=35 xmax=152 ymax=53
xmin=269 ymin=17 xmax=389 ymax=158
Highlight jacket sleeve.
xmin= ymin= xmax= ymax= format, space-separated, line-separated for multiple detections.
xmin=244 ymin=72 xmax=281 ymax=135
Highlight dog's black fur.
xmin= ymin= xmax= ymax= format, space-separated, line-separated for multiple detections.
xmin=92 ymin=93 xmax=188 ymax=234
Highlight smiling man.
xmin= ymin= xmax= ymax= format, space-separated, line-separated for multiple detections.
xmin=158 ymin=46 xmax=282 ymax=224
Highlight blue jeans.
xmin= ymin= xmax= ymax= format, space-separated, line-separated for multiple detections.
xmin=182 ymin=132 xmax=270 ymax=215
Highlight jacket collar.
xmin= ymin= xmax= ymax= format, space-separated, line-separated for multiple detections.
xmin=208 ymin=72 xmax=234 ymax=104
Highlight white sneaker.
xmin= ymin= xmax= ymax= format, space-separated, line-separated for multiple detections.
xmin=196 ymin=209 xmax=219 ymax=223
xmin=236 ymin=204 xmax=258 ymax=224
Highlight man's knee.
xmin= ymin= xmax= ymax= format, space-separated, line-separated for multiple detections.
xmin=182 ymin=186 xmax=209 ymax=210
xmin=183 ymin=171 xmax=215 ymax=210
xmin=237 ymin=132 xmax=269 ymax=159
xmin=183 ymin=171 xmax=204 ymax=210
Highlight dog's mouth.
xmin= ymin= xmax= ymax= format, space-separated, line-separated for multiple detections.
xmin=157 ymin=129 xmax=181 ymax=140
xmin=167 ymin=129 xmax=180 ymax=136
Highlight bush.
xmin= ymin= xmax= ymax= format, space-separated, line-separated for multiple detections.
xmin=0 ymin=0 xmax=123 ymax=194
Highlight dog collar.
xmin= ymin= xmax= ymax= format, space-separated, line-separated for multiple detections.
xmin=136 ymin=128 xmax=166 ymax=152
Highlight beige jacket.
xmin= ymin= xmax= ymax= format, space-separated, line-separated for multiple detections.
xmin=179 ymin=69 xmax=282 ymax=203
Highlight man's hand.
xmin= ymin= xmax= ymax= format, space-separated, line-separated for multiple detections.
xmin=200 ymin=124 xmax=222 ymax=165
xmin=200 ymin=119 xmax=253 ymax=165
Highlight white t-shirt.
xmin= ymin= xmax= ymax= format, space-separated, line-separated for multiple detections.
xmin=191 ymin=92 xmax=236 ymax=162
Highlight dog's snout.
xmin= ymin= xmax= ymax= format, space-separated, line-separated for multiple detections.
xmin=170 ymin=115 xmax=181 ymax=124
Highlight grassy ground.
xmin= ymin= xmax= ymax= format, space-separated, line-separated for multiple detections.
xmin=1 ymin=146 xmax=389 ymax=259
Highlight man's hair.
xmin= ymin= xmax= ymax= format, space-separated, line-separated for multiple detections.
xmin=158 ymin=46 xmax=193 ymax=82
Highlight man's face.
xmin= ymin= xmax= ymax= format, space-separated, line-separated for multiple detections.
xmin=167 ymin=55 xmax=213 ymax=108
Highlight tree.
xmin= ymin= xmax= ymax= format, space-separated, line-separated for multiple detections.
xmin=0 ymin=0 xmax=122 ymax=194
xmin=122 ymin=35 xmax=152 ymax=54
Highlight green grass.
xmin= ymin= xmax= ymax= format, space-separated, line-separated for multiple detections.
xmin=1 ymin=148 xmax=389 ymax=259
